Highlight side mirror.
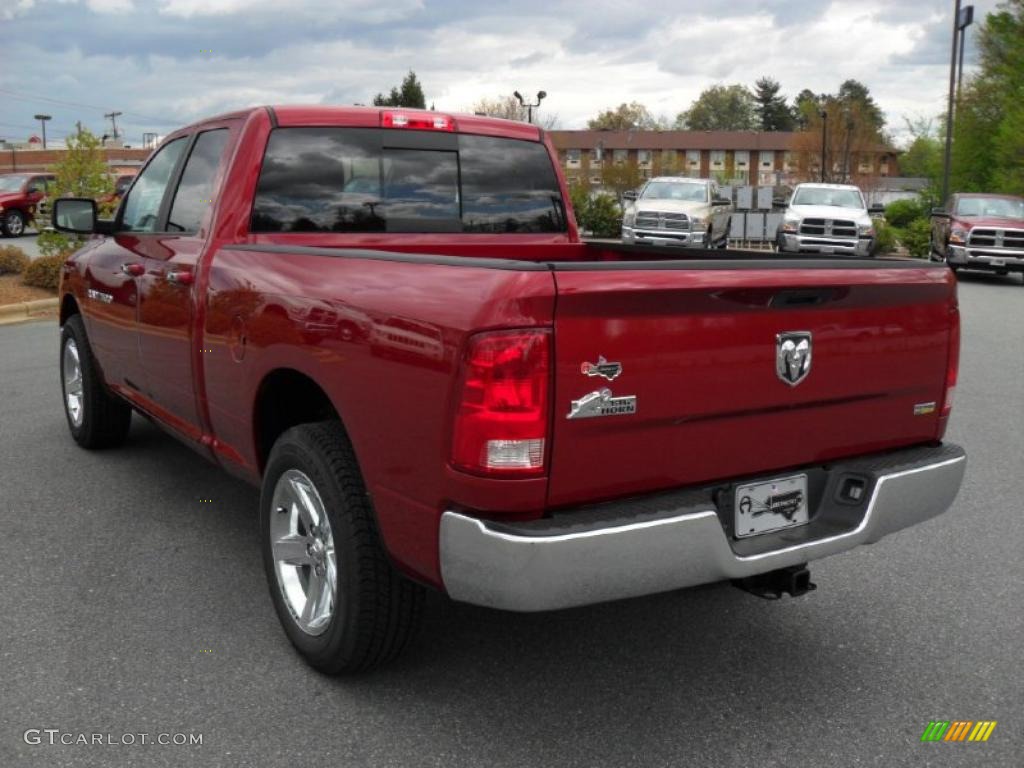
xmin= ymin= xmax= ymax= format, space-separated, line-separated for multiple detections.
xmin=53 ymin=198 xmax=98 ymax=234
xmin=868 ymin=203 xmax=885 ymax=215
xmin=622 ymin=190 xmax=638 ymax=201
xmin=713 ymin=196 xmax=732 ymax=206
xmin=931 ymin=207 xmax=950 ymax=218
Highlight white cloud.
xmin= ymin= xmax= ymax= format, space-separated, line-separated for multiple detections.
xmin=0 ymin=0 xmax=1008 ymax=148
xmin=156 ymin=0 xmax=422 ymax=21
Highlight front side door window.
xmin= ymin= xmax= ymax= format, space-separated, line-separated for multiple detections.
xmin=120 ymin=137 xmax=188 ymax=232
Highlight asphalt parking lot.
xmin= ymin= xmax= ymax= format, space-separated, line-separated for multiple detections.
xmin=3 ymin=231 xmax=44 ymax=260
xmin=0 ymin=273 xmax=1021 ymax=768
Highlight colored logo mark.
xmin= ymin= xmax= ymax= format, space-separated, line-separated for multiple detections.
xmin=920 ymin=720 xmax=997 ymax=742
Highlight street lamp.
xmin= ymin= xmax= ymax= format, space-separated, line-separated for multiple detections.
xmin=820 ymin=110 xmax=828 ymax=183
xmin=941 ymin=0 xmax=973 ymax=205
xmin=33 ymin=114 xmax=51 ymax=149
xmin=513 ymin=90 xmax=547 ymax=124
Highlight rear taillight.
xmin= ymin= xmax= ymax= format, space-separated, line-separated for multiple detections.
xmin=451 ymin=329 xmax=551 ymax=477
xmin=942 ymin=305 xmax=960 ymax=420
xmin=937 ymin=303 xmax=959 ymax=439
xmin=381 ymin=111 xmax=456 ymax=131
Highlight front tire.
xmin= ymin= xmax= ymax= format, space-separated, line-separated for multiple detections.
xmin=60 ymin=315 xmax=132 ymax=448
xmin=2 ymin=209 xmax=26 ymax=237
xmin=260 ymin=421 xmax=424 ymax=674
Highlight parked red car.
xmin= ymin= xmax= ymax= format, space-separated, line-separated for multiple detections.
xmin=930 ymin=193 xmax=1024 ymax=282
xmin=52 ymin=106 xmax=965 ymax=673
xmin=0 ymin=172 xmax=54 ymax=236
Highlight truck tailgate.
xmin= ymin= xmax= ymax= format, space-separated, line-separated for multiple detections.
xmin=547 ymin=262 xmax=955 ymax=507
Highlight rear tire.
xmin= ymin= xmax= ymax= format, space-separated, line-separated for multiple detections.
xmin=60 ymin=315 xmax=132 ymax=449
xmin=260 ymin=421 xmax=424 ymax=674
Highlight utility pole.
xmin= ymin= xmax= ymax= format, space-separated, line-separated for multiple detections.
xmin=104 ymin=111 xmax=123 ymax=141
xmin=513 ymin=90 xmax=547 ymax=124
xmin=941 ymin=0 xmax=962 ymax=206
xmin=34 ymin=114 xmax=52 ymax=149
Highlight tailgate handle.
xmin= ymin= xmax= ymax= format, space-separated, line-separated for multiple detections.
xmin=771 ymin=289 xmax=838 ymax=308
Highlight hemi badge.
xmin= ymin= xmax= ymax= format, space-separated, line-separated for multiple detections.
xmin=914 ymin=402 xmax=937 ymax=416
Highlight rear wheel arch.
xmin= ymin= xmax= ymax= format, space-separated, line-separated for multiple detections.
xmin=252 ymin=368 xmax=345 ymax=475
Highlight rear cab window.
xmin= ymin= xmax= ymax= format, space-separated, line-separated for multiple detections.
xmin=251 ymin=128 xmax=566 ymax=234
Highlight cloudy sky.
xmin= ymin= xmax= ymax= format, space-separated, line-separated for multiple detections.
xmin=0 ymin=0 xmax=1001 ymax=148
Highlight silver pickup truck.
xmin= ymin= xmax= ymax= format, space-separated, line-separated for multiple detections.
xmin=621 ymin=177 xmax=733 ymax=247
xmin=777 ymin=183 xmax=882 ymax=256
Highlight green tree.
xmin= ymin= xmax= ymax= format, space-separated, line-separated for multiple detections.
xmin=676 ymin=85 xmax=756 ymax=131
xmin=372 ymin=71 xmax=426 ymax=108
xmin=836 ymin=79 xmax=885 ymax=134
xmin=37 ymin=127 xmax=114 ymax=258
xmin=793 ymin=89 xmax=821 ymax=129
xmin=753 ymin=78 xmax=795 ymax=131
xmin=587 ymin=102 xmax=660 ymax=131
xmin=951 ymin=1 xmax=1024 ymax=194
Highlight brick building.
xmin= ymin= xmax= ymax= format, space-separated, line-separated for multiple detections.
xmin=0 ymin=147 xmax=152 ymax=175
xmin=548 ymin=130 xmax=899 ymax=188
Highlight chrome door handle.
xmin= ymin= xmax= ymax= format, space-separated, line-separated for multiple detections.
xmin=166 ymin=269 xmax=194 ymax=286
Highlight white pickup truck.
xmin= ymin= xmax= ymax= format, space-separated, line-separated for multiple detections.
xmin=621 ymin=176 xmax=732 ymax=248
xmin=777 ymin=183 xmax=883 ymax=256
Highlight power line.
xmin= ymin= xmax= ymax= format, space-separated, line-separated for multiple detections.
xmin=0 ymin=87 xmax=177 ymax=125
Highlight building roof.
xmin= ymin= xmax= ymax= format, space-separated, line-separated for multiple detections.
xmin=549 ymin=129 xmax=795 ymax=151
xmin=548 ymin=129 xmax=895 ymax=154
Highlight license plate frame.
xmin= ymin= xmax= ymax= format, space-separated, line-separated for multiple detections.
xmin=819 ymin=246 xmax=835 ymax=255
xmin=734 ymin=473 xmax=810 ymax=538
xmin=989 ymin=258 xmax=1006 ymax=267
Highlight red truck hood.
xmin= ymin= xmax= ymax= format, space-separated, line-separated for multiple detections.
xmin=956 ymin=216 xmax=1024 ymax=228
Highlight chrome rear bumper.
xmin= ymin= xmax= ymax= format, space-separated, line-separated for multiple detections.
xmin=440 ymin=444 xmax=966 ymax=611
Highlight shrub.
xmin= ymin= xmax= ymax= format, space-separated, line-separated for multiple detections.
xmin=872 ymin=220 xmax=897 ymax=255
xmin=581 ymin=192 xmax=622 ymax=238
xmin=0 ymin=245 xmax=30 ymax=275
xmin=884 ymin=198 xmax=925 ymax=228
xmin=21 ymin=254 xmax=63 ymax=291
xmin=899 ymin=218 xmax=932 ymax=259
xmin=568 ymin=181 xmax=591 ymax=232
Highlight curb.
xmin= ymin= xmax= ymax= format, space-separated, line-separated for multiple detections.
xmin=0 ymin=297 xmax=59 ymax=326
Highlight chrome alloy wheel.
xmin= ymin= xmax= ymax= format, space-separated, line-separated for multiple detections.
xmin=62 ymin=337 xmax=84 ymax=428
xmin=5 ymin=211 xmax=24 ymax=236
xmin=270 ymin=469 xmax=337 ymax=636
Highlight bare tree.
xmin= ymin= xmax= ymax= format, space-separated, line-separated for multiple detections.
xmin=468 ymin=95 xmax=559 ymax=129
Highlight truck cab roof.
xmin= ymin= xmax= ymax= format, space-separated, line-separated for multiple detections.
xmin=178 ymin=105 xmax=543 ymax=142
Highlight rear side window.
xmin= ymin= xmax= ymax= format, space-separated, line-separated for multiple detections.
xmin=251 ymin=127 xmax=565 ymax=234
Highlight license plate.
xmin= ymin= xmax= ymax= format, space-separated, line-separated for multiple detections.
xmin=819 ymin=246 xmax=835 ymax=254
xmin=990 ymin=258 xmax=1006 ymax=266
xmin=734 ymin=474 xmax=809 ymax=538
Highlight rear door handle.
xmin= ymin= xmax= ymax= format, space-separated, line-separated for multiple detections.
xmin=166 ymin=269 xmax=194 ymax=286
xmin=120 ymin=262 xmax=144 ymax=277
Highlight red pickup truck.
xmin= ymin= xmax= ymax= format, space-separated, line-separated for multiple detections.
xmin=0 ymin=172 xmax=55 ymax=236
xmin=52 ymin=106 xmax=966 ymax=674
xmin=930 ymin=192 xmax=1024 ymax=281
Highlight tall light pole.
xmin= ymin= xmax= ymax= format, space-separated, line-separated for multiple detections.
xmin=104 ymin=111 xmax=123 ymax=141
xmin=513 ymin=90 xmax=547 ymax=124
xmin=956 ymin=5 xmax=974 ymax=99
xmin=941 ymin=0 xmax=962 ymax=206
xmin=820 ymin=110 xmax=828 ymax=183
xmin=33 ymin=114 xmax=51 ymax=149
